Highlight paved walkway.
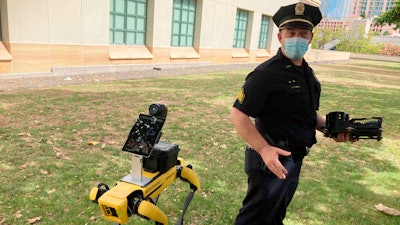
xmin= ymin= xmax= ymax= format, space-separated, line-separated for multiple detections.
xmin=0 ymin=62 xmax=259 ymax=92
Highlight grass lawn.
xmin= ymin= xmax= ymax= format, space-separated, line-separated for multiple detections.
xmin=0 ymin=59 xmax=399 ymax=225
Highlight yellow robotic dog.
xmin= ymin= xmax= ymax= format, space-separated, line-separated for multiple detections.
xmin=89 ymin=104 xmax=200 ymax=225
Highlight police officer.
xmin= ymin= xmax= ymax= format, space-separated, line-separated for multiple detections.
xmin=230 ymin=2 xmax=352 ymax=225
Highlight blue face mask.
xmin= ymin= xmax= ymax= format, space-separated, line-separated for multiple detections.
xmin=283 ymin=37 xmax=309 ymax=60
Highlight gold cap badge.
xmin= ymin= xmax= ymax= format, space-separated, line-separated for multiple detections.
xmin=295 ymin=2 xmax=305 ymax=15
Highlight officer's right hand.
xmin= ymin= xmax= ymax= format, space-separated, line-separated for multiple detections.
xmin=260 ymin=146 xmax=291 ymax=179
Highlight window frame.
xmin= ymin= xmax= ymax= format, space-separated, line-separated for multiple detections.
xmin=258 ymin=15 xmax=270 ymax=49
xmin=109 ymin=0 xmax=147 ymax=45
xmin=233 ymin=9 xmax=248 ymax=49
xmin=171 ymin=0 xmax=197 ymax=47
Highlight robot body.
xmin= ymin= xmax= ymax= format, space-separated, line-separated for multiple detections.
xmin=89 ymin=104 xmax=200 ymax=225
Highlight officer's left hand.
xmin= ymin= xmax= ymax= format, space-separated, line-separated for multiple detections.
xmin=333 ymin=133 xmax=357 ymax=142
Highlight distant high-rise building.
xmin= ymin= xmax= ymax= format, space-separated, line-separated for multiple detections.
xmin=321 ymin=0 xmax=396 ymax=19
xmin=318 ymin=0 xmax=399 ymax=37
xmin=349 ymin=0 xmax=396 ymax=18
xmin=320 ymin=0 xmax=352 ymax=19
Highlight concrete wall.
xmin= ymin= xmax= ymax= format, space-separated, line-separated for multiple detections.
xmin=350 ymin=53 xmax=400 ymax=62
xmin=306 ymin=49 xmax=351 ymax=62
xmin=5 ymin=0 xmax=108 ymax=44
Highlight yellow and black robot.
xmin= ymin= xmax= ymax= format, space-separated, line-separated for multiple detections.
xmin=89 ymin=104 xmax=200 ymax=225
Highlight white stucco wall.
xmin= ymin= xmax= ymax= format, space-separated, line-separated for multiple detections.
xmin=5 ymin=0 xmax=108 ymax=45
xmin=4 ymin=0 xmax=300 ymax=50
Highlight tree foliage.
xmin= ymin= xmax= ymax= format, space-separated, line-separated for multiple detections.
xmin=312 ymin=26 xmax=383 ymax=54
xmin=374 ymin=0 xmax=400 ymax=29
xmin=311 ymin=27 xmax=338 ymax=49
xmin=336 ymin=26 xmax=382 ymax=54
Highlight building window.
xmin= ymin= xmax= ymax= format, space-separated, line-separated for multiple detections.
xmin=171 ymin=0 xmax=196 ymax=47
xmin=233 ymin=9 xmax=248 ymax=48
xmin=109 ymin=0 xmax=147 ymax=45
xmin=258 ymin=15 xmax=270 ymax=49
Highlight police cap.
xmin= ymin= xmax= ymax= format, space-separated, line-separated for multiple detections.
xmin=272 ymin=2 xmax=322 ymax=30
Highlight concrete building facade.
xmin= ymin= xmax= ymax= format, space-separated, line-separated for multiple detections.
xmin=0 ymin=0 xmax=322 ymax=74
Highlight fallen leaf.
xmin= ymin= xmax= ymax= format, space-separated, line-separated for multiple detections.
xmin=14 ymin=210 xmax=22 ymax=219
xmin=47 ymin=188 xmax=56 ymax=194
xmin=87 ymin=141 xmax=99 ymax=146
xmin=20 ymin=163 xmax=28 ymax=170
xmin=56 ymin=152 xmax=63 ymax=158
xmin=28 ymin=216 xmax=41 ymax=224
xmin=55 ymin=152 xmax=70 ymax=160
xmin=375 ymin=203 xmax=400 ymax=216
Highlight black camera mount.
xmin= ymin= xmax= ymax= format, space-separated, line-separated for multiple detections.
xmin=323 ymin=111 xmax=383 ymax=141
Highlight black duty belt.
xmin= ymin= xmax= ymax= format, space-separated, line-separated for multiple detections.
xmin=263 ymin=133 xmax=310 ymax=161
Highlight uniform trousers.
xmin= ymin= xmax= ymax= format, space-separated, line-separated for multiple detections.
xmin=234 ymin=147 xmax=303 ymax=225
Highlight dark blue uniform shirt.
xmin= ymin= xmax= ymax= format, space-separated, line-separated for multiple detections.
xmin=233 ymin=48 xmax=321 ymax=148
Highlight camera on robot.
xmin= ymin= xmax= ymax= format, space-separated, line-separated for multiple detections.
xmin=122 ymin=104 xmax=168 ymax=156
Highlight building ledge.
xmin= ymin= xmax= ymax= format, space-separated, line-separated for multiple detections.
xmin=170 ymin=47 xmax=200 ymax=59
xmin=232 ymin=48 xmax=249 ymax=58
xmin=109 ymin=45 xmax=154 ymax=60
xmin=0 ymin=43 xmax=12 ymax=62
xmin=256 ymin=50 xmax=271 ymax=58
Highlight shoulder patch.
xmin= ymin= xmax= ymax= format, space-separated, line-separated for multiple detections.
xmin=236 ymin=88 xmax=245 ymax=104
